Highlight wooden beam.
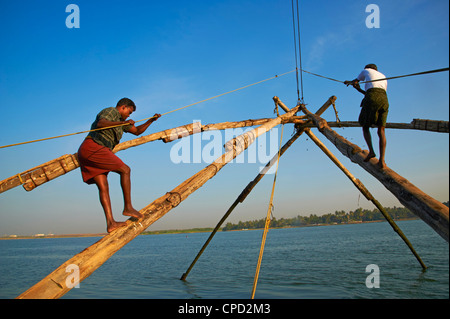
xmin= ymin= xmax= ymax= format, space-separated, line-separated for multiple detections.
xmin=0 ymin=118 xmax=281 ymax=194
xmin=2 ymin=115 xmax=446 ymax=195
xmin=180 ymin=96 xmax=335 ymax=280
xmin=300 ymin=105 xmax=449 ymax=242
xmin=17 ymin=105 xmax=301 ymax=299
xmin=292 ymin=120 xmax=449 ymax=132
xmin=181 ymin=128 xmax=304 ymax=281
xmin=305 ymin=128 xmax=427 ymax=269
xmin=410 ymin=118 xmax=449 ymax=133
xmin=273 ymin=96 xmax=291 ymax=113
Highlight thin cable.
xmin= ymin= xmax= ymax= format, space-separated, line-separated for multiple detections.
xmin=296 ymin=0 xmax=304 ymax=102
xmin=300 ymin=67 xmax=449 ymax=84
xmin=291 ymin=0 xmax=300 ymax=101
xmin=0 ymin=69 xmax=296 ymax=150
xmin=359 ymin=67 xmax=449 ymax=83
xmin=301 ymin=69 xmax=346 ymax=83
xmin=251 ymin=124 xmax=285 ymax=299
xmin=291 ymin=0 xmax=304 ymax=102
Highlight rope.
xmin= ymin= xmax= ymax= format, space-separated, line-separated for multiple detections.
xmin=360 ymin=67 xmax=449 ymax=83
xmin=0 ymin=69 xmax=296 ymax=150
xmin=301 ymin=67 xmax=449 ymax=84
xmin=301 ymin=69 xmax=345 ymax=83
xmin=251 ymin=124 xmax=285 ymax=299
xmin=291 ymin=0 xmax=304 ymax=102
xmin=331 ymin=101 xmax=341 ymax=124
xmin=291 ymin=0 xmax=300 ymax=100
xmin=295 ymin=0 xmax=304 ymax=102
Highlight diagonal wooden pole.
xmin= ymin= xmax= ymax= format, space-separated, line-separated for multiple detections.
xmin=180 ymin=97 xmax=335 ymax=281
xmin=300 ymin=105 xmax=449 ymax=242
xmin=3 ymin=117 xmax=445 ymax=195
xmin=0 ymin=118 xmax=279 ymax=194
xmin=305 ymin=128 xmax=427 ymax=270
xmin=181 ymin=127 xmax=302 ymax=281
xmin=17 ymin=105 xmax=301 ymax=299
xmin=251 ymin=124 xmax=285 ymax=299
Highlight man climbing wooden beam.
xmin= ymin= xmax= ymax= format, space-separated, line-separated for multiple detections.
xmin=1 ymin=116 xmax=446 ymax=195
xmin=300 ymin=104 xmax=449 ymax=242
xmin=344 ymin=64 xmax=390 ymax=169
xmin=304 ymin=128 xmax=427 ymax=270
xmin=180 ymin=96 xmax=335 ymax=281
xmin=0 ymin=118 xmax=290 ymax=195
xmin=17 ymin=105 xmax=301 ymax=299
xmin=77 ymin=98 xmax=161 ymax=233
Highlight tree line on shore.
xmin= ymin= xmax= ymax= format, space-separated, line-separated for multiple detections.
xmin=222 ymin=202 xmax=449 ymax=231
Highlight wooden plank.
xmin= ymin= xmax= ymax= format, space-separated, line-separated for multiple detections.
xmin=293 ymin=120 xmax=449 ymax=132
xmin=305 ymin=128 xmax=427 ymax=269
xmin=0 ymin=118 xmax=276 ymax=194
xmin=2 ymin=114 xmax=447 ymax=195
xmin=300 ymin=105 xmax=449 ymax=242
xmin=17 ymin=105 xmax=301 ymax=299
xmin=181 ymin=96 xmax=335 ymax=280
xmin=411 ymin=119 xmax=449 ymax=133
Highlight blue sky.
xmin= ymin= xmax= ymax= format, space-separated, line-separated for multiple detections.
xmin=0 ymin=0 xmax=448 ymax=235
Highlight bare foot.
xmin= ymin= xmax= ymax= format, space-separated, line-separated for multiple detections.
xmin=364 ymin=152 xmax=376 ymax=162
xmin=377 ymin=160 xmax=386 ymax=169
xmin=123 ymin=207 xmax=143 ymax=219
xmin=107 ymin=221 xmax=127 ymax=233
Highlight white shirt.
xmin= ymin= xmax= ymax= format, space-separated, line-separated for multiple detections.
xmin=357 ymin=68 xmax=388 ymax=91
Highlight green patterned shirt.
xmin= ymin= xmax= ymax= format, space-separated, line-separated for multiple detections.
xmin=87 ymin=107 xmax=131 ymax=150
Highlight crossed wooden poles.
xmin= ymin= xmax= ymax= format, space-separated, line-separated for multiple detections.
xmin=3 ymin=96 xmax=447 ymax=298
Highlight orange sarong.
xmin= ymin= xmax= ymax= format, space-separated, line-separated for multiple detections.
xmin=77 ymin=138 xmax=125 ymax=184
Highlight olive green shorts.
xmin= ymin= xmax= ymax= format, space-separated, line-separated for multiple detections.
xmin=358 ymin=88 xmax=389 ymax=127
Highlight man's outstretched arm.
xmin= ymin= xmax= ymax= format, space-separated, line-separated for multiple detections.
xmin=127 ymin=113 xmax=161 ymax=136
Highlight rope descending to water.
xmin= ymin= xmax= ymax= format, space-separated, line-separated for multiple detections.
xmin=251 ymin=124 xmax=285 ymax=299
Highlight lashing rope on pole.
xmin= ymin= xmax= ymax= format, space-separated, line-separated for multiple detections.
xmin=0 ymin=69 xmax=296 ymax=150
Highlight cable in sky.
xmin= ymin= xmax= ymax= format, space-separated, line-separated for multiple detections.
xmin=300 ymin=67 xmax=449 ymax=84
xmin=291 ymin=0 xmax=304 ymax=103
xmin=0 ymin=69 xmax=296 ymax=150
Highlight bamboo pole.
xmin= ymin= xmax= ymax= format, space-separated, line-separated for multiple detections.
xmin=0 ymin=118 xmax=295 ymax=195
xmin=17 ymin=105 xmax=301 ymax=299
xmin=180 ymin=128 xmax=302 ymax=281
xmin=1 ymin=116 xmax=446 ymax=195
xmin=251 ymin=124 xmax=285 ymax=299
xmin=292 ymin=119 xmax=449 ymax=132
xmin=305 ymin=128 xmax=427 ymax=270
xmin=273 ymin=96 xmax=291 ymax=113
xmin=180 ymin=131 xmax=303 ymax=280
xmin=300 ymin=105 xmax=449 ymax=242
xmin=180 ymin=96 xmax=335 ymax=281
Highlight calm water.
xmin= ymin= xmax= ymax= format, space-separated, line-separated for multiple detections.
xmin=0 ymin=220 xmax=448 ymax=299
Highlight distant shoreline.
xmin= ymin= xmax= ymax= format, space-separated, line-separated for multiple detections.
xmin=0 ymin=218 xmax=419 ymax=240
xmin=0 ymin=233 xmax=108 ymax=240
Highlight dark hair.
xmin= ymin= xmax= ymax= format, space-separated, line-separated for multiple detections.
xmin=365 ymin=64 xmax=378 ymax=71
xmin=116 ymin=97 xmax=136 ymax=111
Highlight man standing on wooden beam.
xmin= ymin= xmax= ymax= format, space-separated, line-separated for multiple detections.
xmin=345 ymin=64 xmax=389 ymax=169
xmin=77 ymin=98 xmax=161 ymax=232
